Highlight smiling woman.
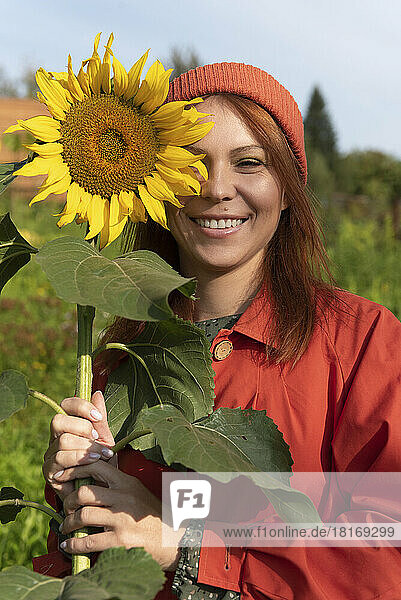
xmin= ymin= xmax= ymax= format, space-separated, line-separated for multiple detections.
xmin=37 ymin=62 xmax=401 ymax=600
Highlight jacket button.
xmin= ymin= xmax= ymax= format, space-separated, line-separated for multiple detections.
xmin=213 ymin=340 xmax=233 ymax=361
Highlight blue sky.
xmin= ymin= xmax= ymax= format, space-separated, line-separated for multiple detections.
xmin=1 ymin=0 xmax=400 ymax=158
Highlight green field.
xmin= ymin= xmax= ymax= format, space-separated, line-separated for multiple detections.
xmin=0 ymin=194 xmax=400 ymax=570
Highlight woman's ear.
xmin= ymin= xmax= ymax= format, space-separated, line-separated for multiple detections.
xmin=280 ymin=189 xmax=288 ymax=211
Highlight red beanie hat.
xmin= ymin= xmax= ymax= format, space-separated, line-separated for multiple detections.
xmin=167 ymin=62 xmax=307 ymax=185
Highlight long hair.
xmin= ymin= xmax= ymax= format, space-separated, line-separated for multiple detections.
xmin=95 ymin=93 xmax=351 ymax=374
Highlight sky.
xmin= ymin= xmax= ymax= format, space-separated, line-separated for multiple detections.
xmin=1 ymin=0 xmax=400 ymax=158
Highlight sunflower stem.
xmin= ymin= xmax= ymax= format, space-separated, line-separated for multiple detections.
xmin=0 ymin=499 xmax=63 ymax=524
xmin=72 ymin=302 xmax=95 ymax=575
xmin=28 ymin=389 xmax=66 ymax=415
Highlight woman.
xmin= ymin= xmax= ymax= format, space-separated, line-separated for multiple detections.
xmin=36 ymin=63 xmax=401 ymax=599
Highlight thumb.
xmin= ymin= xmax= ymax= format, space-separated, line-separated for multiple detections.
xmin=90 ymin=390 xmax=115 ymax=446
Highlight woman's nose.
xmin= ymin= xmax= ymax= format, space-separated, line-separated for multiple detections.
xmin=200 ymin=165 xmax=236 ymax=202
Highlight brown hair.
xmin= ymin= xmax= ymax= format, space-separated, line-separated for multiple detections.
xmin=95 ymin=93 xmax=351 ymax=374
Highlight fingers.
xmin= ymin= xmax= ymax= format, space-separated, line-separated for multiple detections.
xmin=60 ymin=530 xmax=117 ymax=554
xmin=50 ymin=412 xmax=100 ymax=443
xmin=63 ymin=484 xmax=115 ymax=515
xmin=53 ymin=459 xmax=131 ymax=490
xmin=90 ymin=391 xmax=115 ymax=446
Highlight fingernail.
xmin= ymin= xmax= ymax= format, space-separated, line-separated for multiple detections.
xmin=89 ymin=452 xmax=101 ymax=459
xmin=90 ymin=409 xmax=103 ymax=421
xmin=102 ymin=447 xmax=114 ymax=458
xmin=59 ymin=523 xmax=64 ymax=533
xmin=53 ymin=470 xmax=64 ymax=479
xmin=60 ymin=541 xmax=67 ymax=549
xmin=92 ymin=428 xmax=99 ymax=440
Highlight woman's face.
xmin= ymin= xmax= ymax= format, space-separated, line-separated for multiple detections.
xmin=165 ymin=96 xmax=287 ymax=277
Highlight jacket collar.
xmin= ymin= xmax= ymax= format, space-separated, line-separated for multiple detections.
xmin=230 ymin=283 xmax=273 ymax=346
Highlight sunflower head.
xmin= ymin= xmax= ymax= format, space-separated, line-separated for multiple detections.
xmin=3 ymin=33 xmax=213 ymax=249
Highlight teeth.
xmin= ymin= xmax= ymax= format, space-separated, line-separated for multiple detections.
xmin=193 ymin=218 xmax=246 ymax=229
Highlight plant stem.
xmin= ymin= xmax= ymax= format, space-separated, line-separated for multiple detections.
xmin=29 ymin=390 xmax=66 ymax=415
xmin=0 ymin=499 xmax=63 ymax=524
xmin=72 ymin=303 xmax=95 ymax=575
xmin=111 ymin=428 xmax=152 ymax=454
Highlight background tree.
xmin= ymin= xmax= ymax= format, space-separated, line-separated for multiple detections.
xmin=304 ymin=86 xmax=338 ymax=170
xmin=0 ymin=67 xmax=18 ymax=97
xmin=337 ymin=150 xmax=401 ymax=237
xmin=20 ymin=66 xmax=39 ymax=98
xmin=168 ymin=46 xmax=202 ymax=78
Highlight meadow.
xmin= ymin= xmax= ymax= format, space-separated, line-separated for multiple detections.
xmin=0 ymin=193 xmax=400 ymax=569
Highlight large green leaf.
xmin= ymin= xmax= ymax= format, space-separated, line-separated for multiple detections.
xmin=0 ymin=548 xmax=164 ymax=600
xmin=0 ymin=213 xmax=38 ymax=294
xmin=0 ymin=486 xmax=24 ymax=524
xmin=72 ymin=547 xmax=165 ymax=600
xmin=0 ymin=159 xmax=29 ymax=195
xmin=0 ymin=370 xmax=28 ymax=423
xmin=35 ymin=237 xmax=196 ymax=321
xmin=0 ymin=566 xmax=62 ymax=600
xmin=104 ymin=319 xmax=215 ymax=446
xmin=194 ymin=407 xmax=293 ymax=481
xmin=141 ymin=404 xmax=320 ymax=523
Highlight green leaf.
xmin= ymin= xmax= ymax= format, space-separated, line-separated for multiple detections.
xmin=0 ymin=159 xmax=29 ymax=195
xmin=141 ymin=404 xmax=321 ymax=524
xmin=0 ymin=213 xmax=38 ymax=294
xmin=73 ymin=547 xmax=165 ymax=600
xmin=104 ymin=319 xmax=215 ymax=446
xmin=0 ymin=566 xmax=62 ymax=600
xmin=194 ymin=407 xmax=293 ymax=482
xmin=0 ymin=370 xmax=28 ymax=423
xmin=35 ymin=237 xmax=196 ymax=321
xmin=0 ymin=486 xmax=24 ymax=524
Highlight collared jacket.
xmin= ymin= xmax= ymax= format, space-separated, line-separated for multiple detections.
xmin=33 ymin=287 xmax=401 ymax=599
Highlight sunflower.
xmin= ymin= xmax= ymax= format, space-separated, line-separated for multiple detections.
xmin=3 ymin=33 xmax=212 ymax=248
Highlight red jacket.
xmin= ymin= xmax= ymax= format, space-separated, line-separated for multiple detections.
xmin=33 ymin=288 xmax=401 ymax=599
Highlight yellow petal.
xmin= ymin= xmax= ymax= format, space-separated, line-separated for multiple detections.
xmin=99 ymin=203 xmax=110 ymax=250
xmin=156 ymin=145 xmax=206 ymax=168
xmin=108 ymin=193 xmax=128 ymax=244
xmin=101 ymin=32 xmax=114 ymax=94
xmin=124 ymin=49 xmax=149 ymax=100
xmin=25 ymin=142 xmax=63 ymax=158
xmin=138 ymin=184 xmax=168 ymax=229
xmin=3 ymin=116 xmax=61 ymax=143
xmin=144 ymin=173 xmax=183 ymax=208
xmin=112 ymin=55 xmax=128 ymax=97
xmin=118 ymin=190 xmax=134 ymax=213
xmin=41 ymin=158 xmax=69 ymax=187
xmin=56 ymin=184 xmax=84 ymax=227
xmin=134 ymin=60 xmax=173 ymax=114
xmin=130 ymin=191 xmax=147 ymax=223
xmin=76 ymin=190 xmax=92 ymax=219
xmin=13 ymin=156 xmax=50 ymax=177
xmin=151 ymin=98 xmax=203 ymax=124
xmin=65 ymin=181 xmax=84 ymax=216
xmin=85 ymin=194 xmax=107 ymax=239
xmin=36 ymin=68 xmax=71 ymax=113
xmin=168 ymin=180 xmax=198 ymax=197
xmin=158 ymin=122 xmax=214 ymax=146
xmin=36 ymin=91 xmax=47 ymax=104
xmin=155 ymin=162 xmax=201 ymax=194
xmin=87 ymin=32 xmax=102 ymax=94
xmin=29 ymin=172 xmax=71 ymax=205
xmin=67 ymin=55 xmax=85 ymax=102
xmin=57 ymin=205 xmax=76 ymax=227
xmin=188 ymin=159 xmax=208 ymax=181
xmin=77 ymin=64 xmax=90 ymax=96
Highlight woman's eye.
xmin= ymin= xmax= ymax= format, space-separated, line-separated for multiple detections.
xmin=237 ymin=159 xmax=265 ymax=168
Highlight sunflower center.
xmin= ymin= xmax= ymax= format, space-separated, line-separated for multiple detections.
xmin=60 ymin=95 xmax=159 ymax=197
xmin=98 ymin=130 xmax=128 ymax=162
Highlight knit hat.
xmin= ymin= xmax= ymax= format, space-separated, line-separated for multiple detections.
xmin=167 ymin=62 xmax=307 ymax=185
